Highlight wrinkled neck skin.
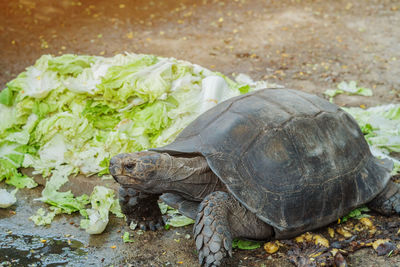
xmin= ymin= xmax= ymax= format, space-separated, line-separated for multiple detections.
xmin=131 ymin=153 xmax=226 ymax=201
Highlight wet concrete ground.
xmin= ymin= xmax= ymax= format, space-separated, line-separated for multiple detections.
xmin=1 ymin=0 xmax=400 ymax=266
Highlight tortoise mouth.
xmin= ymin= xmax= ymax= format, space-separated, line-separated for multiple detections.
xmin=112 ymin=174 xmax=141 ymax=186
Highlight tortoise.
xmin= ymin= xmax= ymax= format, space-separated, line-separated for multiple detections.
xmin=109 ymin=88 xmax=399 ymax=266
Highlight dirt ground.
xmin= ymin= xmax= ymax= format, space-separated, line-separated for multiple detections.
xmin=1 ymin=0 xmax=400 ymax=266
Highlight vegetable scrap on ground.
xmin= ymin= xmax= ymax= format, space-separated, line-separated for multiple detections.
xmin=0 ymin=54 xmax=400 ymax=266
xmin=0 ymin=53 xmax=272 ymax=232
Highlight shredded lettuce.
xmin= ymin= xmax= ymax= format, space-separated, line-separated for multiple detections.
xmin=30 ymin=207 xmax=62 ymax=226
xmin=0 ymin=141 xmax=37 ymax=188
xmin=1 ymin=53 xmax=270 ymax=230
xmin=80 ymin=186 xmax=123 ymax=234
xmin=0 ymin=188 xmax=18 ymax=208
xmin=232 ymin=239 xmax=262 ymax=250
xmin=122 ymin=231 xmax=134 ymax=243
xmin=344 ymin=104 xmax=400 ymax=174
xmin=166 ymin=215 xmax=195 ymax=227
xmin=325 ymin=81 xmax=373 ymax=101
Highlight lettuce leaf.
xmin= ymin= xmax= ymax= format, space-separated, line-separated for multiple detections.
xmin=0 ymin=141 xmax=37 ymax=188
xmin=232 ymin=239 xmax=262 ymax=250
xmin=345 ymin=104 xmax=400 ymax=174
xmin=38 ymin=165 xmax=89 ymax=214
xmin=0 ymin=87 xmax=14 ymax=106
xmin=80 ymin=186 xmax=123 ymax=234
xmin=47 ymin=54 xmax=96 ymax=76
xmin=0 ymin=188 xmax=18 ymax=208
xmin=325 ymin=81 xmax=373 ymax=101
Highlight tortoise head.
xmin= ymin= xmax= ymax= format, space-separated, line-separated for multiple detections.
xmin=109 ymin=151 xmax=166 ymax=188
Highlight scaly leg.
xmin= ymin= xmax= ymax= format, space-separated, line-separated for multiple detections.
xmin=368 ymin=181 xmax=400 ymax=215
xmin=194 ymin=191 xmax=274 ymax=266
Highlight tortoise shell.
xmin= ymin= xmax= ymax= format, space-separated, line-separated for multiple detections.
xmin=152 ymin=89 xmax=392 ymax=238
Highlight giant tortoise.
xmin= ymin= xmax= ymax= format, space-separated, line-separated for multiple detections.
xmin=110 ymin=88 xmax=399 ymax=266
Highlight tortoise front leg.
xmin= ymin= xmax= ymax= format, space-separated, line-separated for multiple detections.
xmin=194 ymin=191 xmax=274 ymax=266
xmin=119 ymin=186 xmax=164 ymax=231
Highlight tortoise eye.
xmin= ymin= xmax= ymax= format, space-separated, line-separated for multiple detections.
xmin=124 ymin=163 xmax=135 ymax=171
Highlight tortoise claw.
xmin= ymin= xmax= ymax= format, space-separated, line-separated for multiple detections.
xmin=119 ymin=186 xmax=164 ymax=231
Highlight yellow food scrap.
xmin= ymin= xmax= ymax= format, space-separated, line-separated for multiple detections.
xmin=310 ymin=251 xmax=323 ymax=258
xmin=354 ymin=223 xmax=364 ymax=232
xmin=264 ymin=241 xmax=280 ymax=254
xmin=359 ymin=217 xmax=373 ymax=228
xmin=313 ymin=234 xmax=329 ymax=248
xmin=330 ymin=248 xmax=339 ymax=256
xmin=304 ymin=232 xmax=313 ymax=242
xmin=110 ymin=245 xmax=116 ymax=249
xmin=40 ymin=239 xmax=47 ymax=243
xmin=328 ymin=227 xmax=335 ymax=238
xmin=294 ymin=232 xmax=329 ymax=247
xmin=372 ymin=239 xmax=390 ymax=250
xmin=336 ymin=227 xmax=352 ymax=238
xmin=368 ymin=226 xmax=377 ymax=235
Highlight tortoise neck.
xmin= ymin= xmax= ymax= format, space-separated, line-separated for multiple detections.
xmin=141 ymin=154 xmax=226 ymax=201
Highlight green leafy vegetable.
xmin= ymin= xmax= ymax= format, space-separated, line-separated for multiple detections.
xmin=38 ymin=165 xmax=89 ymax=214
xmin=0 ymin=53 xmax=286 ymax=231
xmin=344 ymin=104 xmax=400 ymax=174
xmin=0 ymin=141 xmax=37 ymax=188
xmin=166 ymin=215 xmax=195 ymax=227
xmin=30 ymin=207 xmax=62 ymax=226
xmin=80 ymin=186 xmax=123 ymax=234
xmin=47 ymin=54 xmax=95 ymax=76
xmin=340 ymin=206 xmax=370 ymax=223
xmin=123 ymin=232 xmax=134 ymax=243
xmin=0 ymin=188 xmax=18 ymax=208
xmin=0 ymin=87 xmax=14 ymax=106
xmin=324 ymin=81 xmax=373 ymax=101
xmin=232 ymin=239 xmax=262 ymax=250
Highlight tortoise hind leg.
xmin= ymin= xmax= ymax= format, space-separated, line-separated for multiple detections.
xmin=367 ymin=181 xmax=400 ymax=215
xmin=194 ymin=191 xmax=273 ymax=266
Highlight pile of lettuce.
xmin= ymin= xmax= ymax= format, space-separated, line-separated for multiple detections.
xmin=0 ymin=53 xmax=271 ymax=231
xmin=345 ymin=104 xmax=400 ymax=174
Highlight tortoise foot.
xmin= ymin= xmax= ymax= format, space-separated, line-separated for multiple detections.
xmin=119 ymin=187 xmax=164 ymax=231
xmin=368 ymin=181 xmax=400 ymax=215
xmin=194 ymin=191 xmax=232 ymax=267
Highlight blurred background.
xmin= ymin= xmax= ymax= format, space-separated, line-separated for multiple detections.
xmin=1 ymin=0 xmax=399 ymax=107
